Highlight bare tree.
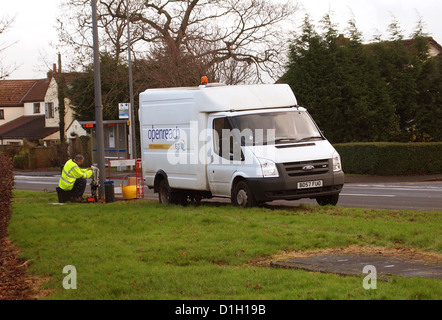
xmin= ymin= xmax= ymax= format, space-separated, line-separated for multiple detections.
xmin=56 ymin=0 xmax=298 ymax=84
xmin=0 ymin=14 xmax=18 ymax=79
xmin=56 ymin=0 xmax=133 ymax=68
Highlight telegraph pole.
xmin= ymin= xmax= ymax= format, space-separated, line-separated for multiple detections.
xmin=126 ymin=0 xmax=137 ymax=159
xmin=91 ymin=0 xmax=106 ymax=199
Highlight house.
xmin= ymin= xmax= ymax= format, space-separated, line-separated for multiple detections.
xmin=428 ymin=37 xmax=442 ymax=56
xmin=0 ymin=68 xmax=85 ymax=146
xmin=49 ymin=69 xmax=89 ymax=142
xmin=401 ymin=37 xmax=442 ymax=57
xmin=0 ymin=114 xmax=59 ymax=146
xmin=334 ymin=35 xmax=442 ymax=57
xmin=407 ymin=37 xmax=442 ymax=57
xmin=0 ymin=77 xmax=60 ymax=145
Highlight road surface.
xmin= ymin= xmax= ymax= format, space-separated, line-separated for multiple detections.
xmin=13 ymin=173 xmax=442 ymax=211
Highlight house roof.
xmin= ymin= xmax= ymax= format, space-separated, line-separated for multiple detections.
xmin=428 ymin=37 xmax=442 ymax=54
xmin=22 ymin=78 xmax=51 ymax=103
xmin=0 ymin=80 xmax=37 ymax=107
xmin=0 ymin=72 xmax=87 ymax=108
xmin=49 ymin=71 xmax=87 ymax=87
xmin=362 ymin=37 xmax=442 ymax=57
xmin=0 ymin=115 xmax=59 ymax=140
xmin=0 ymin=78 xmax=50 ymax=107
xmin=401 ymin=37 xmax=442 ymax=53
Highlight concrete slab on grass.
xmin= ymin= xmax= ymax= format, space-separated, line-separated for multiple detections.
xmin=271 ymin=255 xmax=442 ymax=280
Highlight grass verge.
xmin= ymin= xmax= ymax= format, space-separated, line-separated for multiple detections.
xmin=8 ymin=190 xmax=442 ymax=300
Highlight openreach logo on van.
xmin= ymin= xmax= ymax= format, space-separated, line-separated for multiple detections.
xmin=146 ymin=126 xmax=183 ymax=150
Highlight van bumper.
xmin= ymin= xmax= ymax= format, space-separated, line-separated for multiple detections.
xmin=245 ymin=169 xmax=344 ymax=203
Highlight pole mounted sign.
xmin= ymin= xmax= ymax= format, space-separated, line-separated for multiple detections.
xmin=119 ymin=103 xmax=130 ymax=119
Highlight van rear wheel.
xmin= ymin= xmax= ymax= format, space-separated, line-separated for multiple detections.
xmin=316 ymin=194 xmax=339 ymax=206
xmin=158 ymin=179 xmax=188 ymax=205
xmin=158 ymin=179 xmax=173 ymax=205
xmin=232 ymin=180 xmax=256 ymax=208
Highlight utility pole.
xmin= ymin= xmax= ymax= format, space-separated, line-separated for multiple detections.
xmin=91 ymin=0 xmax=106 ymax=199
xmin=57 ymin=53 xmax=66 ymax=143
xmin=127 ymin=0 xmax=137 ymax=159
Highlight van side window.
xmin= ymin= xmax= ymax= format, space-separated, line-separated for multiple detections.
xmin=213 ymin=117 xmax=233 ymax=159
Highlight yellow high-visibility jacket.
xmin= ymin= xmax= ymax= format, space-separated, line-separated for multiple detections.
xmin=58 ymin=159 xmax=93 ymax=191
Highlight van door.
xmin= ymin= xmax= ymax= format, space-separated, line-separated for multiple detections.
xmin=207 ymin=116 xmax=239 ymax=197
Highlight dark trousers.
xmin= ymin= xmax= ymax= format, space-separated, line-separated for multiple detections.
xmin=72 ymin=178 xmax=87 ymax=197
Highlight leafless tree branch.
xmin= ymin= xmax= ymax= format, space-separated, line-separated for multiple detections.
xmin=56 ymin=0 xmax=298 ymax=84
xmin=0 ymin=14 xmax=18 ymax=79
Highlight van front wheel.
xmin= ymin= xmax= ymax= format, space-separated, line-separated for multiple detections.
xmin=232 ymin=181 xmax=256 ymax=208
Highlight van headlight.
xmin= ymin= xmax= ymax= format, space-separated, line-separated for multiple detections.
xmin=332 ymin=151 xmax=342 ymax=172
xmin=258 ymin=158 xmax=279 ymax=177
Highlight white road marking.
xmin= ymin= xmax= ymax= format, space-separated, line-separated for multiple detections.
xmin=341 ymin=193 xmax=395 ymax=197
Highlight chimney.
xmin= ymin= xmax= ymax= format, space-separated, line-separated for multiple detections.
xmin=58 ymin=53 xmax=62 ymax=73
xmin=53 ymin=63 xmax=57 ymax=73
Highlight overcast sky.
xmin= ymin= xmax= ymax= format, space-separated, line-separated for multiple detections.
xmin=2 ymin=0 xmax=441 ymax=80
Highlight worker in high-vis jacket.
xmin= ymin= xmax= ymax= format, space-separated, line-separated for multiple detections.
xmin=58 ymin=154 xmax=93 ymax=202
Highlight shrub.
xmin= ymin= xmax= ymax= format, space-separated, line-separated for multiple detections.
xmin=335 ymin=142 xmax=442 ymax=175
xmin=13 ymin=150 xmax=29 ymax=169
xmin=49 ymin=143 xmax=69 ymax=168
xmin=0 ymin=153 xmax=14 ymax=239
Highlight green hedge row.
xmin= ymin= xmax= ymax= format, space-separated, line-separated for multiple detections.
xmin=334 ymin=142 xmax=442 ymax=175
xmin=0 ymin=153 xmax=13 ymax=239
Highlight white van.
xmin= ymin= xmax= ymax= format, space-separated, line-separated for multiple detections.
xmin=139 ymin=82 xmax=344 ymax=207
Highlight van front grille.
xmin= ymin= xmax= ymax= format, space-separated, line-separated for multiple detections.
xmin=282 ymin=159 xmax=329 ymax=177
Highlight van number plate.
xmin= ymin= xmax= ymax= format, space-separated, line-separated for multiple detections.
xmin=297 ymin=180 xmax=323 ymax=189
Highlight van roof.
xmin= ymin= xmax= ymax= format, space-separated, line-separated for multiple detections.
xmin=140 ymin=83 xmax=297 ymax=112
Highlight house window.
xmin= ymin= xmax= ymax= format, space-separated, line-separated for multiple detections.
xmin=34 ymin=103 xmax=40 ymax=114
xmin=0 ymin=109 xmax=4 ymax=120
xmin=45 ymin=102 xmax=54 ymax=119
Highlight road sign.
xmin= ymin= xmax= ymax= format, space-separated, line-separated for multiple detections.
xmin=119 ymin=103 xmax=130 ymax=119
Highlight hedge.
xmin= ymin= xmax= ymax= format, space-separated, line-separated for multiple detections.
xmin=0 ymin=153 xmax=14 ymax=239
xmin=334 ymin=142 xmax=442 ymax=175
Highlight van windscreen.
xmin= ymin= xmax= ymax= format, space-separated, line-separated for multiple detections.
xmin=230 ymin=110 xmax=323 ymax=145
